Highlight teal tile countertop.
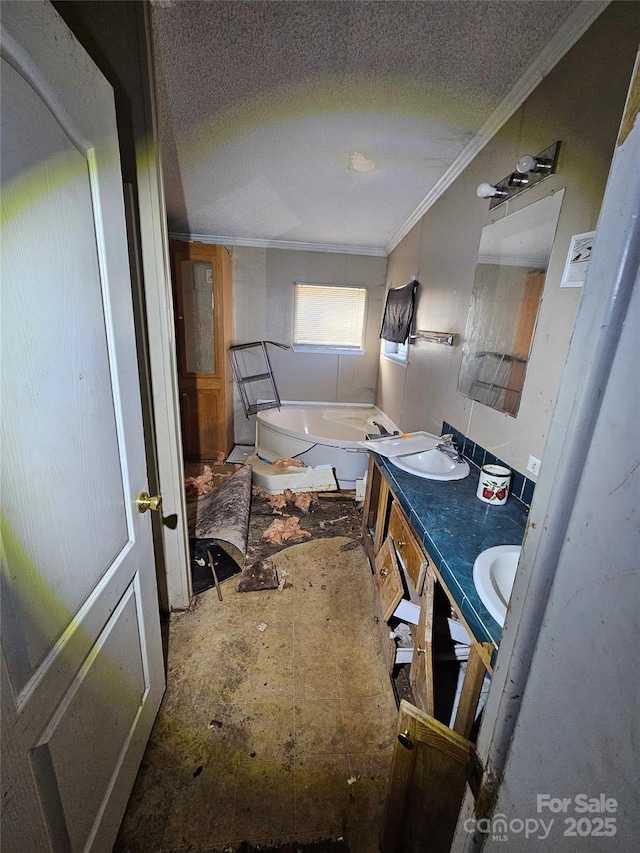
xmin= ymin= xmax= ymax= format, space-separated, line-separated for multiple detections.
xmin=373 ymin=453 xmax=529 ymax=653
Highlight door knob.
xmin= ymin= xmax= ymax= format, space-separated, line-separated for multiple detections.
xmin=137 ymin=491 xmax=162 ymax=513
xmin=397 ymin=730 xmax=414 ymax=750
xmin=416 ymin=646 xmax=426 ymax=655
xmin=379 ymin=568 xmax=389 ymax=577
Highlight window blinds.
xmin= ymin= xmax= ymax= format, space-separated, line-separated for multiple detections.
xmin=293 ymin=283 xmax=367 ymax=348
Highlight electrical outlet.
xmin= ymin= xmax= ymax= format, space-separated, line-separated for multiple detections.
xmin=527 ymin=455 xmax=542 ymax=477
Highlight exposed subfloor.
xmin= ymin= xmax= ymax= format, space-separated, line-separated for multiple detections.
xmin=114 ymin=493 xmax=397 ymax=853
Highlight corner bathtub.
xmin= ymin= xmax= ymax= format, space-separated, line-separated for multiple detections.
xmin=255 ymin=402 xmax=398 ymax=489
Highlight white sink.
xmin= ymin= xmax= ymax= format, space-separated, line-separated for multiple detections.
xmin=473 ymin=545 xmax=521 ymax=626
xmin=389 ymin=448 xmax=470 ymax=481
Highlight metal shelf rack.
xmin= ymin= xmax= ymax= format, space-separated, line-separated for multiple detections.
xmin=228 ymin=340 xmax=289 ymax=418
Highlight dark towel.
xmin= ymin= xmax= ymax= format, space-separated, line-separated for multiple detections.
xmin=380 ymin=280 xmax=419 ymax=343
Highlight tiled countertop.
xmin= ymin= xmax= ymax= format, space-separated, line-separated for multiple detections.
xmin=373 ymin=453 xmax=529 ymax=653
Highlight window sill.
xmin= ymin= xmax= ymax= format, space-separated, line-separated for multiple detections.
xmin=292 ymin=345 xmax=365 ymax=356
xmin=382 ymin=353 xmax=408 ymax=366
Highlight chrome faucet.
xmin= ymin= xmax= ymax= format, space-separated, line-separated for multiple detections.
xmin=436 ymin=442 xmax=465 ymax=463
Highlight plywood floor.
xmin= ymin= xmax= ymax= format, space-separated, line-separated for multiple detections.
xmin=114 ymin=494 xmax=397 ymax=853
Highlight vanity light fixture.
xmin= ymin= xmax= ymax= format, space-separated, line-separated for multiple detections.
xmin=476 ymin=183 xmax=508 ymax=199
xmin=516 ymin=152 xmax=554 ymax=174
xmin=477 ymin=141 xmax=561 ymax=210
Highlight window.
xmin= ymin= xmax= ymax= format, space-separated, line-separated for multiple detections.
xmin=379 ymin=279 xmax=417 ymax=364
xmin=383 ymin=339 xmax=408 ymax=362
xmin=293 ymin=283 xmax=367 ymax=353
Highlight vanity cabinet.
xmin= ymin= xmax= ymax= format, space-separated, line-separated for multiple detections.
xmin=170 ymin=240 xmax=234 ymax=461
xmin=362 ymin=455 xmax=493 ymax=738
xmin=366 ymin=452 xmax=528 ymax=850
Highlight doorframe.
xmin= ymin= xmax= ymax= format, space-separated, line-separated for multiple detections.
xmin=134 ymin=2 xmax=191 ymax=610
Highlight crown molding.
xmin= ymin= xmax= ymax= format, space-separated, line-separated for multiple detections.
xmin=168 ymin=232 xmax=387 ymax=257
xmin=385 ymin=0 xmax=610 ymax=255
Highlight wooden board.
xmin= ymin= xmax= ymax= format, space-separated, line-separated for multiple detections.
xmin=453 ymin=642 xmax=493 ymax=739
xmin=409 ymin=566 xmax=436 ymax=715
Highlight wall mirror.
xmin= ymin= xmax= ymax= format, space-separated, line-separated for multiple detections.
xmin=180 ymin=259 xmax=215 ymax=374
xmin=457 ymin=190 xmax=564 ymax=416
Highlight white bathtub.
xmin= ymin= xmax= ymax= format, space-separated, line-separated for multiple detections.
xmin=255 ymin=402 xmax=399 ymax=489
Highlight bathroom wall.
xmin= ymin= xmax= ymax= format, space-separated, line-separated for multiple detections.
xmin=232 ymin=246 xmax=387 ymax=443
xmin=378 ymin=1 xmax=640 ymax=478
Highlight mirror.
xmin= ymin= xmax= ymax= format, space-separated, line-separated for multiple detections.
xmin=458 ymin=190 xmax=564 ymax=416
xmin=181 ymin=259 xmax=215 ymax=373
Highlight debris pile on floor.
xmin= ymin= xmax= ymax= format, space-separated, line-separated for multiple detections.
xmin=184 ymin=454 xmax=237 ymax=499
xmin=319 ymin=514 xmax=349 ymax=528
xmin=252 ymin=484 xmax=319 ymax=513
xmin=237 ymin=558 xmax=279 ymax=592
xmin=277 ymin=569 xmax=289 ymax=591
xmin=262 ymin=516 xmax=311 ymax=544
xmin=271 ymin=457 xmax=306 ymax=469
xmin=186 ymin=465 xmax=252 ymax=586
xmin=184 ymin=464 xmax=215 ymax=498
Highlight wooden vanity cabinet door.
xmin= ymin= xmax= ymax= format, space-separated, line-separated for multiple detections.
xmin=374 ymin=536 xmax=404 ymax=622
xmin=409 ymin=566 xmax=435 ymax=716
xmin=389 ymin=502 xmax=425 ymax=591
xmin=372 ymin=536 xmax=404 ymax=673
xmin=381 ymin=700 xmax=472 ymax=853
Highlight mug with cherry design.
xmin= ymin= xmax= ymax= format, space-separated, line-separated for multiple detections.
xmin=476 ymin=464 xmax=511 ymax=505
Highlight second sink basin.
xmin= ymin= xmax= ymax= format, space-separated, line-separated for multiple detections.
xmin=473 ymin=545 xmax=521 ymax=626
xmin=389 ymin=448 xmax=470 ymax=481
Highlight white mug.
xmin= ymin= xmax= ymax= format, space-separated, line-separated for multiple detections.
xmin=477 ymin=464 xmax=511 ymax=505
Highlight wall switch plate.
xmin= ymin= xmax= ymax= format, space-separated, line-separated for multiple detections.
xmin=527 ymin=455 xmax=542 ymax=477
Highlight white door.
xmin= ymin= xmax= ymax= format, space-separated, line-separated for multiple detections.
xmin=1 ymin=3 xmax=165 ymax=851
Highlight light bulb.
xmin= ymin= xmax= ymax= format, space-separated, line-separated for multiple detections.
xmin=516 ymin=154 xmax=538 ymax=174
xmin=477 ymin=182 xmax=499 ymax=198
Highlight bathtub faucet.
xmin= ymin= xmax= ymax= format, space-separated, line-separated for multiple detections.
xmin=373 ymin=421 xmax=399 ymax=437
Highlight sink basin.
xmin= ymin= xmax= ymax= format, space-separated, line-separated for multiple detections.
xmin=389 ymin=448 xmax=470 ymax=481
xmin=473 ymin=545 xmax=521 ymax=626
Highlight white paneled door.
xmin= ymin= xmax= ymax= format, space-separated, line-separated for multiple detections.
xmin=1 ymin=2 xmax=165 ymax=851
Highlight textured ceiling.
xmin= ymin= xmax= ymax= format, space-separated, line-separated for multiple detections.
xmin=151 ymin=1 xmax=601 ymax=255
